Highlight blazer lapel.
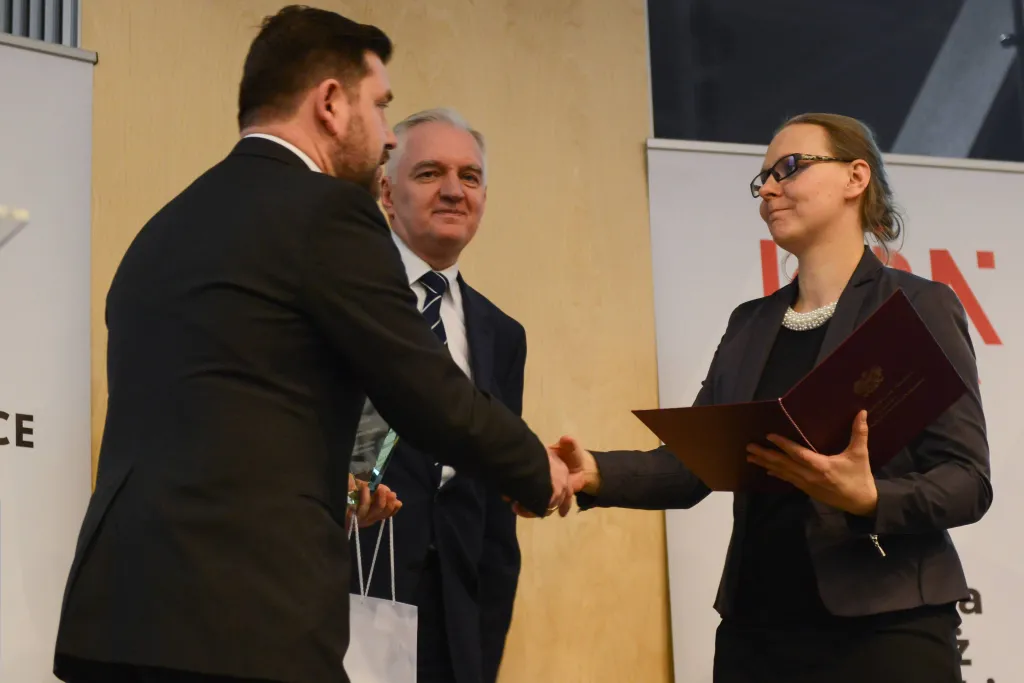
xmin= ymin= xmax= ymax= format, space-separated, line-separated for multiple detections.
xmin=727 ymin=284 xmax=793 ymax=403
xmin=724 ymin=247 xmax=884 ymax=403
xmin=813 ymin=246 xmax=885 ymax=366
xmin=459 ymin=277 xmax=494 ymax=395
xmin=805 ymin=247 xmax=885 ymax=516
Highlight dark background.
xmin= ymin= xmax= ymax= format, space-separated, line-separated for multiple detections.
xmin=647 ymin=0 xmax=1024 ymax=161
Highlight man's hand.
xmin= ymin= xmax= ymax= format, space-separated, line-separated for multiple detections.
xmin=346 ymin=474 xmax=402 ymax=529
xmin=547 ymin=448 xmax=572 ymax=516
xmin=510 ymin=435 xmax=600 ymax=518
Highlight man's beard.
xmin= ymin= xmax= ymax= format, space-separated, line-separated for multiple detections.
xmin=331 ymin=114 xmax=386 ymax=199
xmin=369 ymin=166 xmax=384 ymax=201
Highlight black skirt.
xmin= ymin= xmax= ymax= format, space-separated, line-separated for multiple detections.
xmin=713 ymin=605 xmax=963 ymax=683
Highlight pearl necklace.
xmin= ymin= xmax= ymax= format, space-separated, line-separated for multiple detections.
xmin=782 ymin=301 xmax=837 ymax=331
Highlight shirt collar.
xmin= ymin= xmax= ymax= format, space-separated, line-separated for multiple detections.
xmin=391 ymin=231 xmax=460 ymax=288
xmin=242 ymin=133 xmax=322 ymax=173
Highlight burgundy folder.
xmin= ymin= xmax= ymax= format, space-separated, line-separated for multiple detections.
xmin=633 ymin=289 xmax=969 ymax=492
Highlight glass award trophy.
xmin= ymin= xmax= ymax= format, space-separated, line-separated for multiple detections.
xmin=347 ymin=397 xmax=400 ymax=508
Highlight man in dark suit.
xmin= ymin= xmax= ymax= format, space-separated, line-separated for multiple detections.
xmin=52 ymin=8 xmax=570 ymax=683
xmin=350 ymin=109 xmax=525 ymax=683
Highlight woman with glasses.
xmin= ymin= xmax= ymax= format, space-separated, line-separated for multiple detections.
xmin=559 ymin=113 xmax=990 ymax=682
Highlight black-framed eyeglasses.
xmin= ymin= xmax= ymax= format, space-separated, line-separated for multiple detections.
xmin=750 ymin=153 xmax=853 ymax=198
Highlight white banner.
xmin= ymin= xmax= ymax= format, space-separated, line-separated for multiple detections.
xmin=0 ymin=37 xmax=94 ymax=682
xmin=646 ymin=139 xmax=1024 ymax=683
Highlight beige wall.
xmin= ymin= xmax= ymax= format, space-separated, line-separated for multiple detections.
xmin=83 ymin=1 xmax=669 ymax=680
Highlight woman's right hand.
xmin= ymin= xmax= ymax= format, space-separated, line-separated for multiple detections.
xmin=509 ymin=435 xmax=602 ymax=518
xmin=551 ymin=435 xmax=601 ymax=495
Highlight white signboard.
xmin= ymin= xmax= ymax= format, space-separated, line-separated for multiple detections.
xmin=0 ymin=36 xmax=95 ymax=682
xmin=647 ymin=138 xmax=1023 ymax=683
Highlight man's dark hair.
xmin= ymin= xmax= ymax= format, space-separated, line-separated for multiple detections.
xmin=237 ymin=5 xmax=393 ymax=130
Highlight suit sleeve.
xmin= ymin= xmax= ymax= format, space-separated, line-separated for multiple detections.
xmin=479 ymin=325 xmax=526 ymax=683
xmin=848 ymin=282 xmax=992 ymax=535
xmin=574 ymin=308 xmax=749 ymax=512
xmin=300 ymin=186 xmax=552 ymax=517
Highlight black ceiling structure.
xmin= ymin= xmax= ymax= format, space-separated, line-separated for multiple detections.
xmin=648 ymin=0 xmax=1024 ymax=162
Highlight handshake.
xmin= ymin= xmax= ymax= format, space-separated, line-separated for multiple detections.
xmin=520 ymin=436 xmax=601 ymax=518
xmin=346 ymin=436 xmax=601 ymax=528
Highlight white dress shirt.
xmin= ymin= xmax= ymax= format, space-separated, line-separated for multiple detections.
xmin=243 ymin=133 xmax=322 ymax=173
xmin=391 ymin=232 xmax=472 ymax=487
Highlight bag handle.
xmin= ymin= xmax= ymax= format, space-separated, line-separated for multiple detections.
xmin=348 ymin=512 xmax=397 ymax=604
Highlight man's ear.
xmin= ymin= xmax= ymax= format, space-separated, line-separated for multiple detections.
xmin=313 ymin=79 xmax=350 ymax=137
xmin=380 ymin=175 xmax=395 ymax=218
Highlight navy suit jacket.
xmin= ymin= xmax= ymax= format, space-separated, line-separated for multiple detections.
xmin=351 ymin=276 xmax=525 ymax=683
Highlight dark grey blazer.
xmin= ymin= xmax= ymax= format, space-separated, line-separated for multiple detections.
xmin=577 ymin=247 xmax=992 ymax=617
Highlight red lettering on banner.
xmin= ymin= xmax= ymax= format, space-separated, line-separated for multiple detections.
xmin=757 ymin=243 xmax=1001 ymax=346
xmin=871 ymin=246 xmax=912 ymax=273
xmin=930 ymin=250 xmax=1002 ymax=345
xmin=760 ymin=242 xmax=913 ymax=294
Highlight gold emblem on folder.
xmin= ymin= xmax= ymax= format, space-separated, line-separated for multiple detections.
xmin=854 ymin=366 xmax=884 ymax=397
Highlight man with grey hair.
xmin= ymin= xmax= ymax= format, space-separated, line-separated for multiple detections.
xmin=351 ymin=108 xmax=523 ymax=683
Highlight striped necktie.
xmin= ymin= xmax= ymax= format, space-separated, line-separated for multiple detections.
xmin=418 ymin=270 xmax=455 ymax=490
xmin=418 ymin=270 xmax=449 ymax=344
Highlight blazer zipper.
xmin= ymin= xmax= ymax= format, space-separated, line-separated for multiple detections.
xmin=870 ymin=533 xmax=886 ymax=557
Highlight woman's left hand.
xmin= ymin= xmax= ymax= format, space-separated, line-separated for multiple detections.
xmin=746 ymin=410 xmax=878 ymax=516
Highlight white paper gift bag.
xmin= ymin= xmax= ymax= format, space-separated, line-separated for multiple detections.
xmin=344 ymin=515 xmax=417 ymax=683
